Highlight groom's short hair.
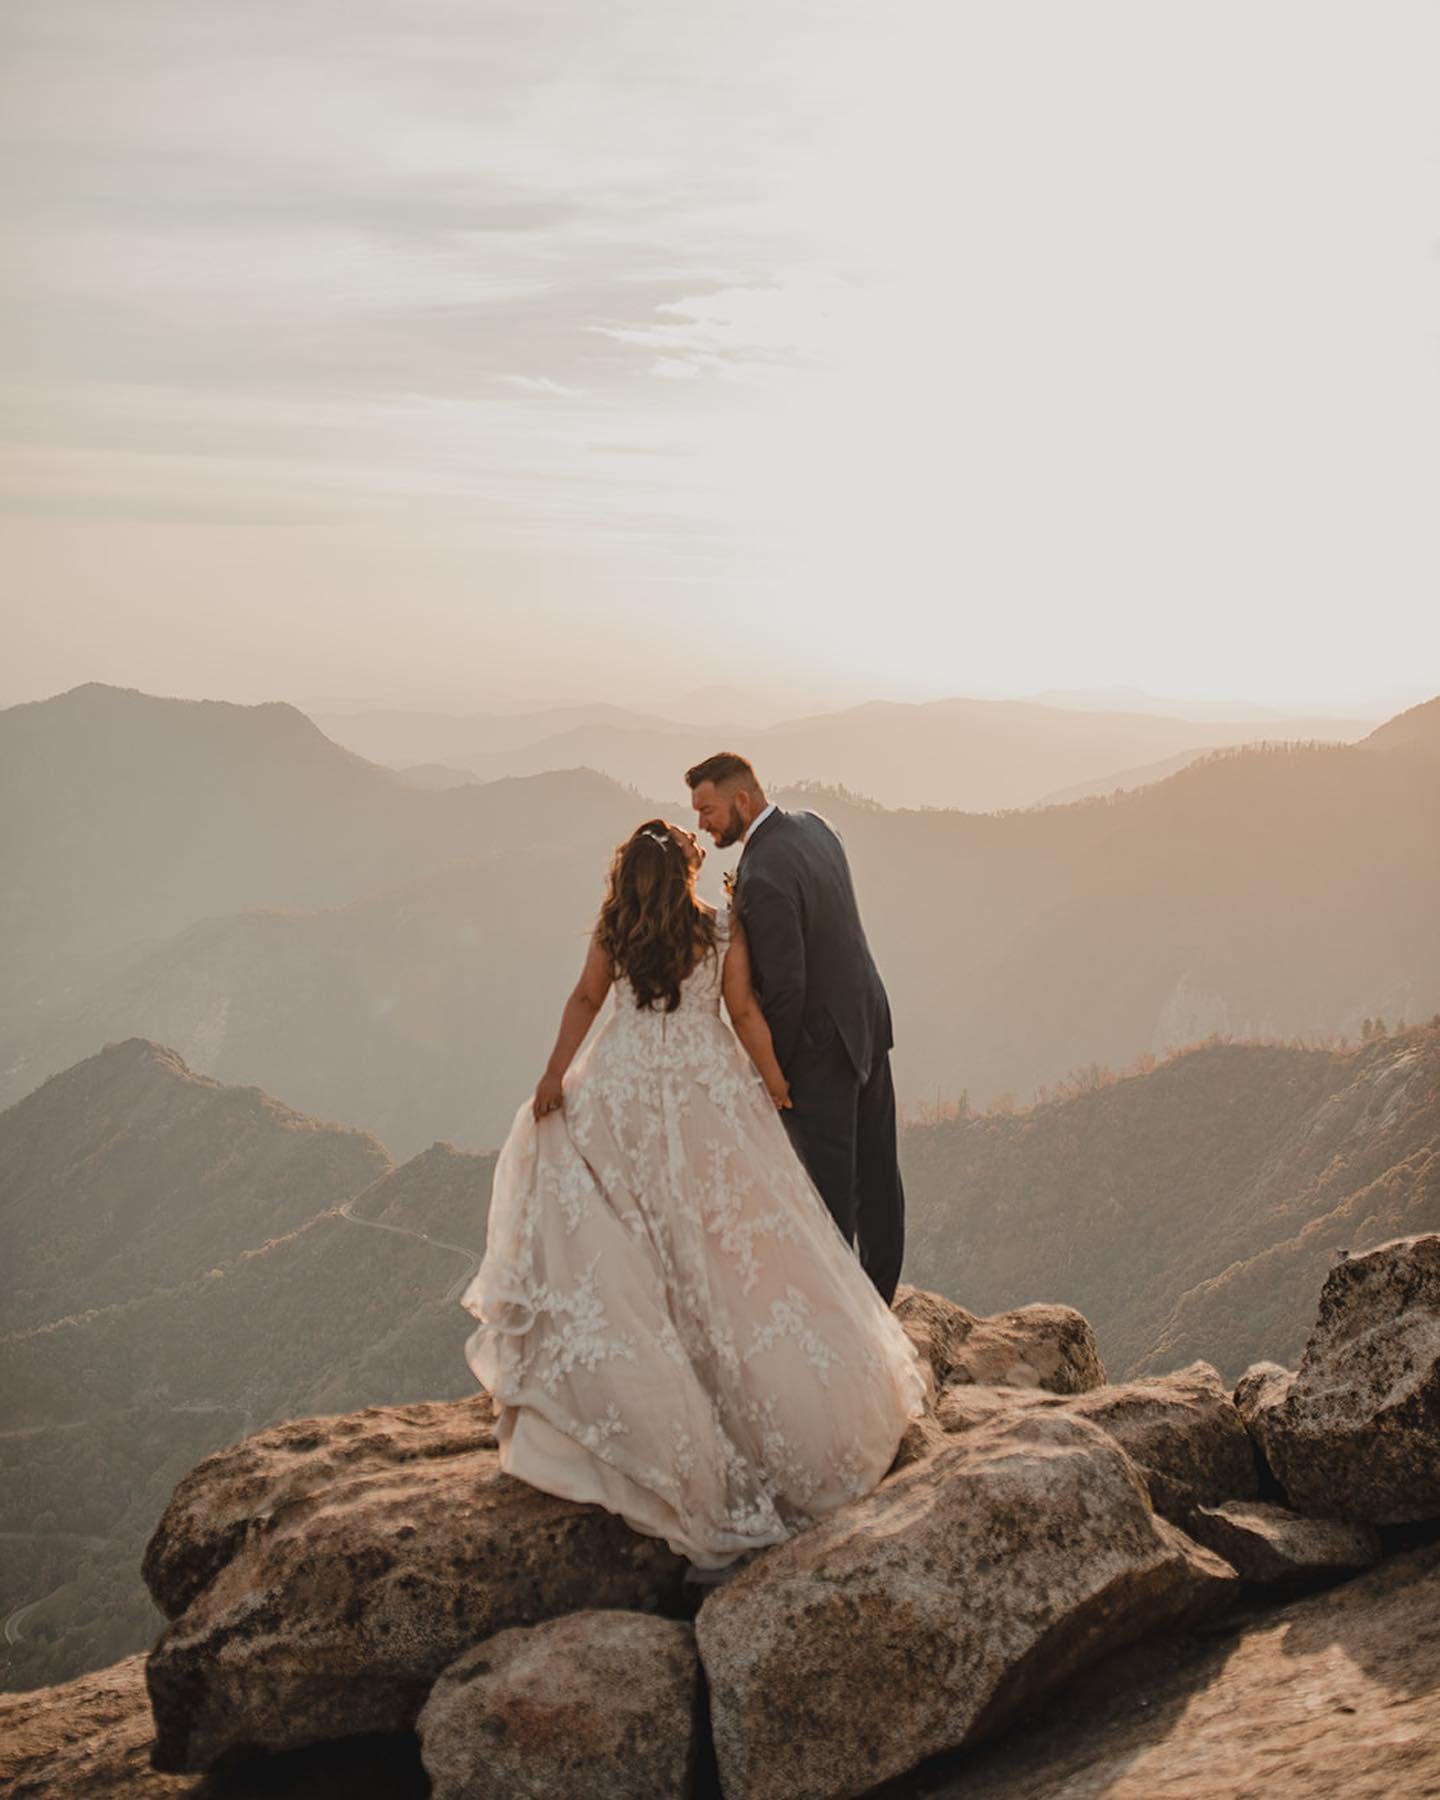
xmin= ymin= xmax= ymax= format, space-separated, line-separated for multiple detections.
xmin=685 ymin=751 xmax=760 ymax=793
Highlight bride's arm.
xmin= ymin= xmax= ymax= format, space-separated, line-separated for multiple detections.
xmin=721 ymin=922 xmax=793 ymax=1110
xmin=532 ymin=934 xmax=613 ymax=1118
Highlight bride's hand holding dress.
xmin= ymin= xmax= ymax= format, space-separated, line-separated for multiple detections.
xmin=529 ymin=933 xmax=612 ymax=1121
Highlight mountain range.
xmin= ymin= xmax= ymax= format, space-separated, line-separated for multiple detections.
xmin=0 ymin=681 xmax=646 ymax=996
xmin=903 ymin=1019 xmax=1440 ymax=1381
xmin=0 ymin=1039 xmax=495 ymax=1693
xmin=310 ymin=692 xmax=1374 ymax=813
xmin=2 ymin=685 xmax=1436 ymax=1156
xmin=4 ymin=1018 xmax=1437 ymax=1691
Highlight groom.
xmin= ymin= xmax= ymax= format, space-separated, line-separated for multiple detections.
xmin=686 ymin=752 xmax=905 ymax=1304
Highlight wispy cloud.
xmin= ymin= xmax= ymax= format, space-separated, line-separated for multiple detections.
xmin=1 ymin=0 xmax=847 ymax=555
xmin=4 ymin=0 xmax=1438 ymax=711
xmin=496 ymin=375 xmax=584 ymax=398
xmin=592 ymin=275 xmax=865 ymax=382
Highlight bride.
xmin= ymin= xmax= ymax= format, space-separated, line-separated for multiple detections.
xmin=461 ymin=816 xmax=928 ymax=1575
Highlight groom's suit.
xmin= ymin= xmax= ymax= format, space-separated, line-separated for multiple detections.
xmin=732 ymin=806 xmax=905 ymax=1303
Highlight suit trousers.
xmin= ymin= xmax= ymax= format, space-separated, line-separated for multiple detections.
xmin=781 ymin=1034 xmax=905 ymax=1305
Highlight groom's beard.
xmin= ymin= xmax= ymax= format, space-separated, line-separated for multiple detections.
xmin=716 ymin=801 xmax=746 ymax=849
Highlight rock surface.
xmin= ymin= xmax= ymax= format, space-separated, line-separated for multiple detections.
xmin=1186 ymin=1500 xmax=1383 ymax=1588
xmin=1067 ymin=1363 xmax=1260 ymax=1521
xmin=142 ymin=1394 xmax=500 ymax=1619
xmin=887 ymin=1406 xmax=953 ymax=1472
xmin=1233 ymin=1359 xmax=1296 ymax=1430
xmin=894 ymin=1285 xmax=1105 ymax=1394
xmin=910 ymin=1541 xmax=1440 ymax=1799
xmin=10 ymin=1547 xmax=1440 ymax=1799
xmin=1235 ymin=1234 xmax=1440 ymax=1523
xmin=0 ymin=1653 xmax=428 ymax=1799
xmin=695 ymin=1409 xmax=1236 ymax=1800
xmin=142 ymin=1399 xmax=685 ymax=1772
xmin=417 ymin=1610 xmax=699 ymax=1800
xmin=933 ymin=1362 xmax=1258 ymax=1525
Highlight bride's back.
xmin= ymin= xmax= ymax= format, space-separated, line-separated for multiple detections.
xmin=615 ymin=909 xmax=728 ymax=1020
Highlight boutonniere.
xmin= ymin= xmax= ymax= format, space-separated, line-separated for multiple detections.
xmin=722 ymin=868 xmax=737 ymax=901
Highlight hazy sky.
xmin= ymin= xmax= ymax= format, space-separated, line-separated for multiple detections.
xmin=4 ymin=1 xmax=1438 ymax=714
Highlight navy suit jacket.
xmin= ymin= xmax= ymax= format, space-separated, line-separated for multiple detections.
xmin=732 ymin=807 xmax=892 ymax=1078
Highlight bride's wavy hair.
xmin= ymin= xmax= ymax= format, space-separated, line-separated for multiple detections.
xmin=597 ymin=819 xmax=717 ymax=1013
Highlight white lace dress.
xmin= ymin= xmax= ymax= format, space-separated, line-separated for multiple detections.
xmin=461 ymin=909 xmax=929 ymax=1570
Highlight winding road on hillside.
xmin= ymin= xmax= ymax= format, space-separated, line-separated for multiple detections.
xmin=336 ymin=1197 xmax=483 ymax=1304
xmin=4 ymin=1209 xmax=482 ymax=1656
xmin=4 ymin=1203 xmax=488 ymax=1662
xmin=6 ymin=1206 xmax=486 ymax=1657
xmin=4 ymin=1585 xmax=64 ymax=1647
xmin=1 ymin=1528 xmax=116 ymax=1647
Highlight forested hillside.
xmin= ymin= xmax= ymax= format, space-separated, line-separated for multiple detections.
xmin=902 ymin=1021 xmax=1440 ymax=1379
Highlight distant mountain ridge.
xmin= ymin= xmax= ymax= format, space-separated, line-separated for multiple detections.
xmin=1027 ymin=683 xmax=1406 ymax=722
xmin=0 ymin=810 xmax=643 ymax=1152
xmin=836 ymin=734 xmax=1440 ymax=1116
xmin=310 ymin=688 xmax=1375 ymax=813
xmin=0 ymin=682 xmax=637 ymax=1000
xmin=1035 ymin=746 xmax=1210 ymax=805
xmin=0 ymin=1038 xmax=391 ymax=1337
xmin=2 ymin=684 xmax=1436 ymax=1155
xmin=1362 ymin=693 xmax=1440 ymax=753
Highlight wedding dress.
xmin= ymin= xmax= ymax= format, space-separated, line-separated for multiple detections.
xmin=461 ymin=908 xmax=929 ymax=1571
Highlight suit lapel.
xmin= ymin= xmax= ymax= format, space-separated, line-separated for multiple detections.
xmin=740 ymin=804 xmax=784 ymax=862
xmin=734 ymin=806 xmax=782 ymax=902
